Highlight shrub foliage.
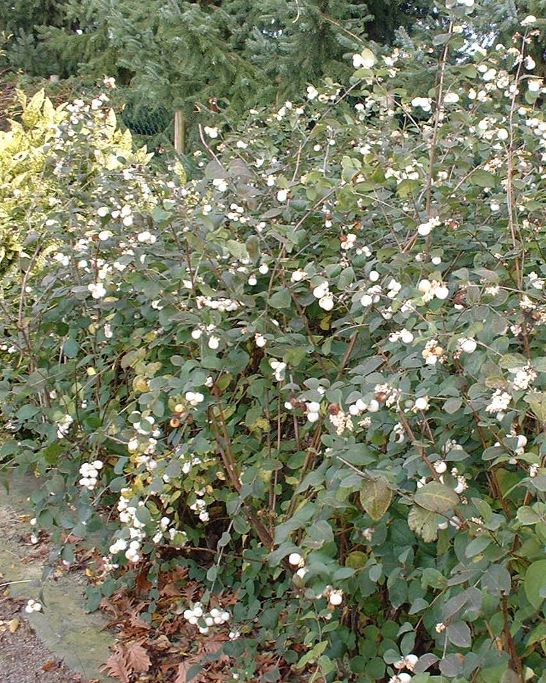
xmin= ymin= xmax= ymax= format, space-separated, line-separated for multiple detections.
xmin=1 ymin=8 xmax=546 ymax=682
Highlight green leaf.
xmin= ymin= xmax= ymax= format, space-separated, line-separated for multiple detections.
xmin=408 ymin=505 xmax=439 ymax=542
xmin=85 ymin=586 xmax=102 ymax=613
xmin=346 ymin=551 xmax=367 ymax=569
xmin=524 ymin=392 xmax=546 ymax=423
xmin=226 ymin=239 xmax=249 ymax=261
xmin=218 ymin=531 xmax=231 ymax=548
xmin=524 ymin=559 xmax=546 ymax=610
xmin=501 ymin=670 xmax=523 ymax=683
xmin=333 ymin=567 xmax=355 ymax=581
xmin=63 ymin=338 xmax=79 ymax=358
xmin=206 ymin=566 xmax=219 ymax=582
xmin=359 ymin=477 xmax=393 ymax=521
xmin=443 ymin=397 xmax=462 ymax=414
xmin=16 ymin=404 xmax=41 ymax=420
xmin=303 ymin=519 xmax=334 ymax=549
xmin=499 ymin=353 xmax=528 ymax=369
xmin=531 ymin=357 xmax=546 ymax=372
xmin=43 ymin=442 xmax=63 ymax=464
xmin=109 ymin=476 xmax=127 ymax=492
xmin=55 ymin=322 xmax=69 ymax=336
xmin=527 ymin=621 xmax=546 ymax=648
xmin=414 ymin=482 xmax=459 ymax=513
xmin=245 ymin=235 xmax=260 ymax=260
xmin=151 ymin=206 xmax=173 ymax=223
xmin=471 ymin=170 xmax=496 ymax=188
xmin=460 ymin=64 xmax=477 ymax=78
xmin=465 ymin=535 xmax=491 ymax=558
xmin=204 ymin=159 xmax=227 ymax=179
xmin=274 ymin=504 xmax=315 ymax=545
xmin=447 ymin=621 xmax=471 ymax=648
xmin=296 ymin=641 xmax=328 ymax=669
xmin=269 ymin=288 xmax=292 ymax=309
xmin=337 ymin=267 xmax=354 ymax=289
xmin=433 ymin=33 xmax=453 ymax=46
xmin=135 ymin=506 xmax=151 ymax=525
xmin=0 ymin=440 xmax=18 ymax=457
xmin=481 ymin=565 xmax=511 ymax=595
xmin=531 ymin=474 xmax=546 ymax=491
xmin=284 ymin=346 xmax=307 ymax=367
xmin=409 ymin=598 xmax=429 ymax=614
xmin=517 ymin=506 xmax=541 ymax=525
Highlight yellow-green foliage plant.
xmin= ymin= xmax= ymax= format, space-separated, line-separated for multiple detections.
xmin=0 ymin=89 xmax=151 ymax=278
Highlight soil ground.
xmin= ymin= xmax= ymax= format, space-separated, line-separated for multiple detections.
xmin=0 ymin=595 xmax=89 ymax=683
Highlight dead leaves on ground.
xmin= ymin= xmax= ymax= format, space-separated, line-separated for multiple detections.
xmin=102 ymin=641 xmax=152 ymax=683
xmin=173 ymin=635 xmax=229 ymax=683
xmin=8 ymin=616 xmax=20 ymax=632
xmin=99 ymin=565 xmax=236 ymax=682
xmin=102 ymin=628 xmax=231 ymax=683
xmin=98 ymin=564 xmax=304 ymax=682
xmin=0 ymin=616 xmax=20 ymax=633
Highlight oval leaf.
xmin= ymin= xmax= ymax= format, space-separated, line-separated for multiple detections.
xmin=408 ymin=505 xmax=439 ymax=543
xmin=359 ymin=477 xmax=393 ymax=521
xmin=269 ymin=288 xmax=292 ymax=309
xmin=524 ymin=559 xmax=546 ymax=610
xmin=447 ymin=621 xmax=472 ymax=648
xmin=414 ymin=482 xmax=459 ymax=513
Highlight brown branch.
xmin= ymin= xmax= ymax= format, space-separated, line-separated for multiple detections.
xmin=285 ymin=330 xmax=360 ymax=519
xmin=423 ymin=23 xmax=453 ymax=217
xmin=209 ymin=405 xmax=274 ymax=549
xmin=501 ymin=594 xmax=523 ymax=680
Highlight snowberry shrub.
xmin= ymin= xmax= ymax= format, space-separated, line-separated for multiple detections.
xmin=1 ymin=7 xmax=546 ymax=682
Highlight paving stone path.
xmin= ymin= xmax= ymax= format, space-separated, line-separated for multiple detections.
xmin=0 ymin=474 xmax=114 ymax=682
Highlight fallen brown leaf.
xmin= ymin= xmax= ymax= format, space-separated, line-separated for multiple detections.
xmin=8 ymin=617 xmax=20 ymax=633
xmin=152 ymin=634 xmax=172 ymax=651
xmin=101 ymin=645 xmax=131 ymax=683
xmin=126 ymin=640 xmax=152 ymax=673
xmin=174 ymin=660 xmax=200 ymax=683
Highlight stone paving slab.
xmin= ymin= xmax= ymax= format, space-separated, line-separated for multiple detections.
xmin=0 ymin=473 xmax=115 ymax=682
